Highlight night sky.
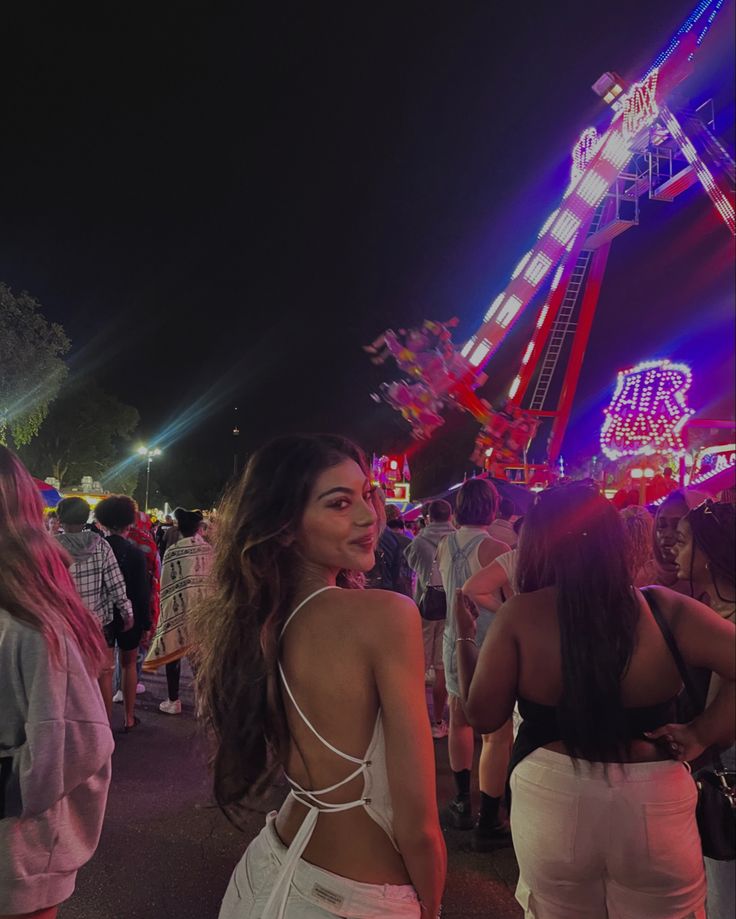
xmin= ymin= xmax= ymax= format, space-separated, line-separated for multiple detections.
xmin=1 ymin=1 xmax=734 ymax=501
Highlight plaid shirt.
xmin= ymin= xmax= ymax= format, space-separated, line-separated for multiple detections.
xmin=57 ymin=532 xmax=132 ymax=627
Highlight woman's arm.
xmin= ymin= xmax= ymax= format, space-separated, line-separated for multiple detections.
xmin=646 ymin=588 xmax=736 ymax=760
xmin=463 ymin=559 xmax=510 ymax=612
xmin=455 ymin=589 xmax=518 ymax=733
xmin=369 ymin=593 xmax=446 ymax=918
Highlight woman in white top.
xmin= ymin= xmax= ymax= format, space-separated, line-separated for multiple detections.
xmin=463 ymin=516 xmax=524 ymax=612
xmin=192 ymin=434 xmax=445 ymax=919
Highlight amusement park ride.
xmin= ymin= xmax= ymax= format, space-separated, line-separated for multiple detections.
xmin=367 ymin=0 xmax=735 ymax=486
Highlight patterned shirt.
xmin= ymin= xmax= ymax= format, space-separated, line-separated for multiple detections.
xmin=56 ymin=531 xmax=133 ymax=627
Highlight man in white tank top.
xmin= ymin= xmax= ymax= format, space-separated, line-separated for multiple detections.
xmin=437 ymin=479 xmax=510 ymax=851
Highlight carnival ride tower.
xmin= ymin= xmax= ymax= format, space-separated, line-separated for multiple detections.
xmin=470 ymin=0 xmax=736 ymax=472
xmin=368 ymin=0 xmax=735 ymax=479
xmin=509 ymin=102 xmax=734 ymax=470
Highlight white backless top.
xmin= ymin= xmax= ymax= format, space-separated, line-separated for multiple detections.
xmin=260 ymin=585 xmax=397 ymax=919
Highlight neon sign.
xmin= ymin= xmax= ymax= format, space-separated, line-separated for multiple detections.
xmin=621 ymin=70 xmax=659 ymax=142
xmin=600 ymin=359 xmax=694 ymax=460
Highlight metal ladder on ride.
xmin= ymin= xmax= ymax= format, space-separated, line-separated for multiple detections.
xmin=527 ymin=203 xmax=606 ymax=413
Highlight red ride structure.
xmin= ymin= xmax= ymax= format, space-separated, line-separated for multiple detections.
xmin=368 ymin=0 xmax=735 ymax=482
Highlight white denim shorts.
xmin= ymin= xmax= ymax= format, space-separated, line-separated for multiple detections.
xmin=219 ymin=812 xmax=420 ymax=919
xmin=443 ymin=607 xmax=494 ymax=698
xmin=510 ymin=747 xmax=706 ymax=919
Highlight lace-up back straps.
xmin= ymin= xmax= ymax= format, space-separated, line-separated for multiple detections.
xmin=278 ymin=585 xmax=366 ymax=766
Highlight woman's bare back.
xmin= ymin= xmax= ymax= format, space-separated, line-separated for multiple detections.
xmin=274 ymin=588 xmax=411 ymax=884
xmin=512 ymin=586 xmax=683 ymax=762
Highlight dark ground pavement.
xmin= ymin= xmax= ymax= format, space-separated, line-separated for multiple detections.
xmin=60 ymin=666 xmax=522 ymax=919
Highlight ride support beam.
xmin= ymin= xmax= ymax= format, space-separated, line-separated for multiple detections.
xmin=509 ymin=208 xmax=600 ymax=407
xmin=547 ymin=232 xmax=613 ymax=463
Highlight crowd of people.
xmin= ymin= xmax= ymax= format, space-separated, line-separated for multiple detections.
xmin=0 ymin=436 xmax=734 ymax=919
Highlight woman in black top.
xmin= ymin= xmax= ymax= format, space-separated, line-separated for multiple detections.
xmin=95 ymin=495 xmax=151 ymax=731
xmin=455 ymin=484 xmax=734 ymax=919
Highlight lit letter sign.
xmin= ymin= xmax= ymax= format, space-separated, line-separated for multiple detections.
xmin=621 ymin=70 xmax=659 ymax=142
xmin=600 ymin=359 xmax=694 ymax=460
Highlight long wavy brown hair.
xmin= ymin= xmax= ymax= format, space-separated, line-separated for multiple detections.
xmin=191 ymin=433 xmax=376 ymax=821
xmin=0 ymin=445 xmax=107 ymax=676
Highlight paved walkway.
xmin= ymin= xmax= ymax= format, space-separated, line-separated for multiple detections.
xmin=60 ymin=669 xmax=521 ymax=919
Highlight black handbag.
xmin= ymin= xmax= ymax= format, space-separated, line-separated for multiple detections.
xmin=419 ymin=549 xmax=447 ymax=621
xmin=419 ymin=585 xmax=447 ymax=621
xmin=644 ymin=589 xmax=736 ymax=861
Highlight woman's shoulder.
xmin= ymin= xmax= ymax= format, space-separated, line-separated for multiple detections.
xmin=332 ymin=586 xmax=415 ymax=614
xmin=0 ymin=608 xmax=44 ymax=645
xmin=326 ymin=587 xmax=417 ymax=636
xmin=644 ymin=584 xmax=735 ymax=631
xmin=500 ymin=586 xmax=556 ymax=625
xmin=639 ymin=584 xmax=687 ymax=621
xmin=0 ymin=609 xmax=57 ymax=679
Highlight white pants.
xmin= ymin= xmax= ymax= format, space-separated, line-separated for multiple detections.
xmin=510 ymin=748 xmax=706 ymax=919
xmin=219 ymin=812 xmax=420 ymax=918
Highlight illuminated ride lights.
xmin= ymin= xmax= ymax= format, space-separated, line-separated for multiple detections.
xmin=650 ymin=448 xmax=736 ymax=506
xmin=365 ymin=0 xmax=731 ymax=463
xmin=661 ymin=107 xmax=735 ymax=234
xmin=575 ymin=171 xmax=610 ymax=207
xmin=572 ymin=128 xmax=602 ymax=179
xmin=687 ymin=455 xmax=736 ymax=488
xmin=511 ymin=251 xmax=533 ymax=280
xmin=550 ymin=210 xmax=582 ymax=246
xmin=600 ymin=360 xmax=695 ymax=460
xmin=645 ymin=0 xmax=726 ymax=77
xmin=524 ymin=252 xmax=554 ymax=287
xmin=467 ymin=60 xmax=675 ymax=388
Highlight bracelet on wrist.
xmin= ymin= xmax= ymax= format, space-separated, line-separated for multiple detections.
xmin=455 ymin=636 xmax=476 ymax=646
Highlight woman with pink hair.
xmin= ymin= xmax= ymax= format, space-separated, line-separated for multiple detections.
xmin=0 ymin=446 xmax=113 ymax=919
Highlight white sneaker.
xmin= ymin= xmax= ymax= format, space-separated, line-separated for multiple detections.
xmin=112 ymin=690 xmax=124 ymax=703
xmin=159 ymin=698 xmax=182 ymax=715
xmin=431 ymin=721 xmax=449 ymax=739
xmin=136 ymin=682 xmax=146 ymax=695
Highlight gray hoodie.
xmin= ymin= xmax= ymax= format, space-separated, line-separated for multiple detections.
xmin=404 ymin=521 xmax=456 ymax=604
xmin=56 ymin=531 xmax=132 ymax=627
xmin=0 ymin=610 xmax=113 ymax=914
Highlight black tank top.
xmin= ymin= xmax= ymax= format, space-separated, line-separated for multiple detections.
xmin=508 ymin=693 xmax=679 ymax=782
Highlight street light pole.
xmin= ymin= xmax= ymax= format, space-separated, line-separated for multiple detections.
xmin=136 ymin=446 xmax=162 ymax=512
xmin=232 ymin=406 xmax=240 ymax=478
xmin=145 ymin=455 xmax=153 ymax=513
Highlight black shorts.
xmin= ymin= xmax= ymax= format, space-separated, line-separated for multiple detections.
xmin=103 ymin=610 xmax=142 ymax=652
